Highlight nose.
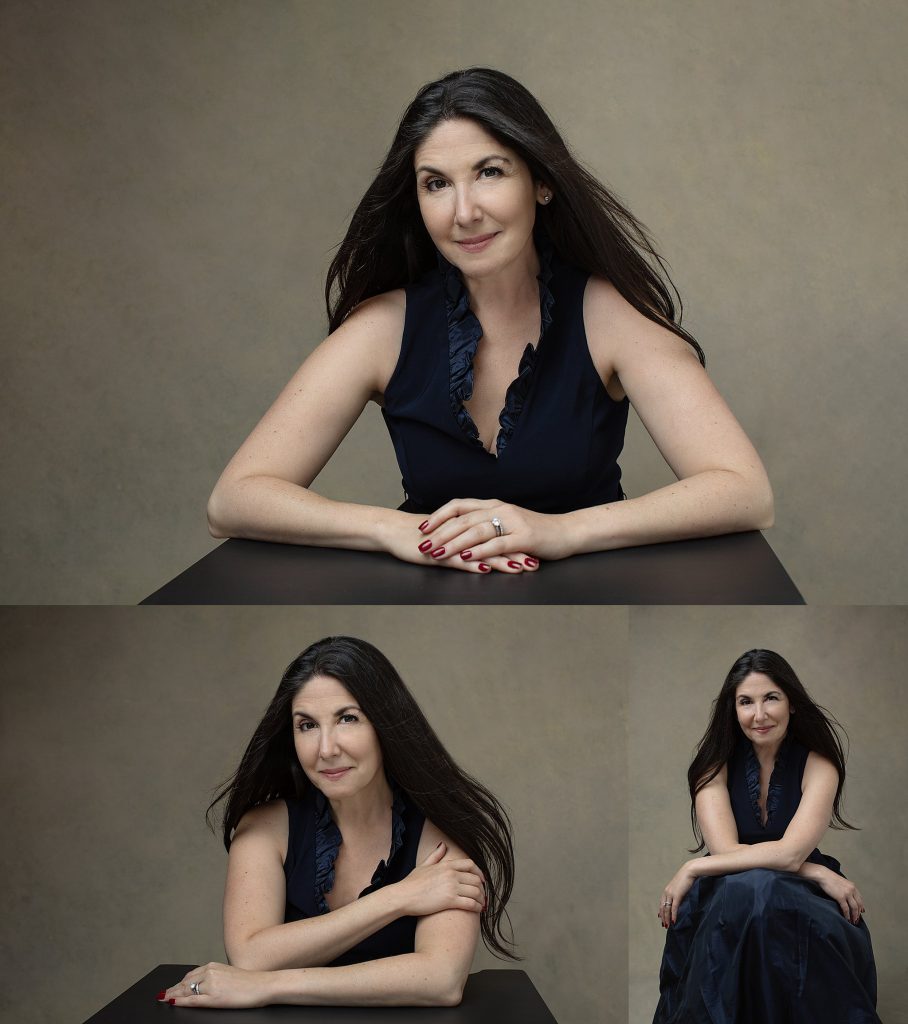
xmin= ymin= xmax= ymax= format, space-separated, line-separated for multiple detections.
xmin=753 ymin=702 xmax=767 ymax=723
xmin=453 ymin=184 xmax=480 ymax=226
xmin=318 ymin=727 xmax=340 ymax=760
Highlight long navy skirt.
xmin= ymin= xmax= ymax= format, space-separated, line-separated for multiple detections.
xmin=653 ymin=868 xmax=880 ymax=1023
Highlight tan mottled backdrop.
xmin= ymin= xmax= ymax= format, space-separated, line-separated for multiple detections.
xmin=0 ymin=605 xmax=627 ymax=1024
xmin=629 ymin=606 xmax=907 ymax=1024
xmin=1 ymin=1 xmax=906 ymax=603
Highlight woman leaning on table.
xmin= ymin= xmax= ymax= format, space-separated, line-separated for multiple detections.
xmin=160 ymin=636 xmax=515 ymax=1009
xmin=654 ymin=649 xmax=879 ymax=1024
xmin=206 ymin=67 xmax=773 ymax=576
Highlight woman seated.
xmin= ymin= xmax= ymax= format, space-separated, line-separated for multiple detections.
xmin=654 ymin=649 xmax=879 ymax=1023
xmin=160 ymin=636 xmax=515 ymax=1008
xmin=207 ymin=68 xmax=773 ymax=575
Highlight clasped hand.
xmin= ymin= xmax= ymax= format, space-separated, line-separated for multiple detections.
xmin=414 ymin=498 xmax=575 ymax=574
xmin=395 ymin=840 xmax=486 ymax=916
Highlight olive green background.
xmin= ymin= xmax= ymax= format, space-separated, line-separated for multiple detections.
xmin=0 ymin=606 xmax=627 ymax=1024
xmin=629 ymin=606 xmax=907 ymax=1024
xmin=2 ymin=0 xmax=906 ymax=603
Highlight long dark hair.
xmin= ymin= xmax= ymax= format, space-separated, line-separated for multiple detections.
xmin=688 ymin=649 xmax=856 ymax=851
xmin=207 ymin=636 xmax=517 ymax=959
xmin=325 ymin=67 xmax=704 ymax=364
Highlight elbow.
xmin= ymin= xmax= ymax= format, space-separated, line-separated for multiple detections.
xmin=736 ymin=471 xmax=774 ymax=531
xmin=207 ymin=479 xmax=237 ymax=539
xmin=433 ymin=977 xmax=466 ymax=1008
xmin=754 ymin=482 xmax=775 ymax=530
xmin=777 ymin=845 xmax=807 ymax=873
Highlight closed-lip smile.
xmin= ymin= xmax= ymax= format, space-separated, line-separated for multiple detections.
xmin=454 ymin=232 xmax=498 ymax=249
xmin=319 ymin=767 xmax=352 ymax=778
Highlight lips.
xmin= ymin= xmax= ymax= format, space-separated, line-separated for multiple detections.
xmin=454 ymin=232 xmax=498 ymax=252
xmin=319 ymin=767 xmax=352 ymax=780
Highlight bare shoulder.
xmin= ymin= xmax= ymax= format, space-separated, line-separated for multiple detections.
xmin=583 ymin=274 xmax=701 ymax=382
xmin=804 ymin=751 xmax=839 ymax=784
xmin=318 ymin=288 xmax=406 ymax=396
xmin=231 ymin=800 xmax=289 ymax=859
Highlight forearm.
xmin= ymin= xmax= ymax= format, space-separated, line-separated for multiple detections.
xmin=563 ymin=468 xmax=774 ymax=555
xmin=207 ymin=474 xmax=409 ymax=552
xmin=266 ymin=952 xmax=467 ymax=1007
xmin=688 ymin=840 xmax=805 ymax=878
xmin=229 ymin=886 xmax=405 ymax=971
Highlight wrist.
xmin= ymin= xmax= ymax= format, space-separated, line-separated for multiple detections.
xmin=269 ymin=968 xmax=305 ymax=1005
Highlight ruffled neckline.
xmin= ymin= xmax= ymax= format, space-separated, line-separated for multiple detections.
xmin=313 ymin=785 xmax=408 ymax=914
xmin=743 ymin=734 xmax=791 ymax=829
xmin=439 ymin=235 xmax=556 ymax=458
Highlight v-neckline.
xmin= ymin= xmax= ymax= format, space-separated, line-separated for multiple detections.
xmin=441 ymin=237 xmax=556 ymax=459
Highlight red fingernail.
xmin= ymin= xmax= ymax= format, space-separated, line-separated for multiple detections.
xmin=461 ymin=550 xmax=472 ymax=561
xmin=478 ymin=563 xmax=491 ymax=572
xmin=482 ymin=902 xmax=488 ymax=911
xmin=431 ymin=547 xmax=445 ymax=558
xmin=155 ymin=990 xmax=166 ymax=1000
xmin=169 ymin=998 xmax=176 ymax=1005
xmin=418 ymin=521 xmax=429 ymax=532
xmin=507 ymin=560 xmax=522 ymax=569
xmin=524 ymin=557 xmax=538 ymax=568
xmin=418 ymin=540 xmax=432 ymax=552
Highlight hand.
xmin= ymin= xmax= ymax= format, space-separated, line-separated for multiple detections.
xmin=380 ymin=511 xmax=511 ymax=574
xmin=810 ymin=866 xmax=866 ymax=924
xmin=417 ymin=498 xmax=575 ymax=569
xmin=159 ymin=962 xmax=271 ymax=1009
xmin=394 ymin=841 xmax=486 ymax=917
xmin=657 ymin=864 xmax=696 ymax=928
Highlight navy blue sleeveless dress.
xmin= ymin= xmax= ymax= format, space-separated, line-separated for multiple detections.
xmin=381 ymin=238 xmax=629 ymax=516
xmin=283 ymin=785 xmax=425 ymax=966
xmin=654 ymin=737 xmax=880 ymax=1023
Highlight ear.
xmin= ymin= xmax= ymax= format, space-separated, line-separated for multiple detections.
xmin=536 ymin=182 xmax=554 ymax=205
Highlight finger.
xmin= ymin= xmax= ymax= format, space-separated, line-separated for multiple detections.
xmin=422 ymin=841 xmax=446 ymax=865
xmin=419 ymin=499 xmax=496 ymax=535
xmin=423 ymin=516 xmax=506 ymax=559
xmin=454 ymin=894 xmax=484 ymax=912
xmin=448 ymin=857 xmax=484 ymax=881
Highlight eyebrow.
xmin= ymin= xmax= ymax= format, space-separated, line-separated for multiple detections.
xmin=738 ymin=690 xmax=782 ymax=699
xmin=292 ymin=704 xmax=361 ymax=718
xmin=415 ymin=155 xmax=513 ymax=176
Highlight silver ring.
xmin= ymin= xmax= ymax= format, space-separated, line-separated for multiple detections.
xmin=491 ymin=516 xmax=504 ymax=538
xmin=190 ymin=981 xmax=201 ymax=996
xmin=662 ymin=900 xmax=673 ymax=907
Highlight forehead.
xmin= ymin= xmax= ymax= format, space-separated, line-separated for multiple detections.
xmin=291 ymin=674 xmax=356 ymax=713
xmin=735 ymin=672 xmax=783 ymax=699
xmin=414 ymin=117 xmax=520 ymax=169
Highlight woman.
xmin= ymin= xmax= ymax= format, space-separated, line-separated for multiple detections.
xmin=207 ymin=68 xmax=773 ymax=575
xmin=654 ymin=649 xmax=879 ymax=1023
xmin=159 ymin=636 xmax=515 ymax=1009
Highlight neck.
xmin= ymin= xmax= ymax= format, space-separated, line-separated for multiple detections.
xmin=460 ymin=238 xmax=541 ymax=315
xmin=328 ymin=772 xmax=394 ymax=832
xmin=753 ymin=732 xmax=786 ymax=770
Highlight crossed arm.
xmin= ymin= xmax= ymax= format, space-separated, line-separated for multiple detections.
xmin=658 ymin=754 xmax=864 ymax=927
xmin=208 ymin=278 xmax=773 ymax=572
xmin=162 ymin=803 xmax=481 ymax=1008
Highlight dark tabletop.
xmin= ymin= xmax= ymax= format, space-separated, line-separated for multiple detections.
xmin=142 ymin=533 xmax=803 ymax=605
xmin=82 ymin=966 xmax=558 ymax=1023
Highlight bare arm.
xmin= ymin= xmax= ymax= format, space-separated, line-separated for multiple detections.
xmin=659 ymin=754 xmax=838 ymax=925
xmin=165 ymin=821 xmax=481 ymax=1008
xmin=571 ymin=278 xmax=773 ymax=552
xmin=224 ymin=804 xmax=483 ymax=972
xmin=207 ymin=293 xmax=416 ymax=555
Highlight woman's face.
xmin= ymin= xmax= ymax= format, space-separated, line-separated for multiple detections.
xmin=734 ymin=672 xmax=791 ymax=746
xmin=414 ymin=117 xmax=548 ymax=279
xmin=291 ymin=675 xmax=384 ymax=799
